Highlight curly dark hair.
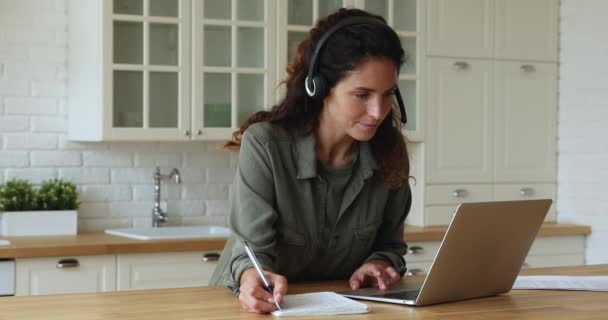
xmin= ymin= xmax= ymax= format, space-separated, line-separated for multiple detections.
xmin=224 ymin=8 xmax=410 ymax=189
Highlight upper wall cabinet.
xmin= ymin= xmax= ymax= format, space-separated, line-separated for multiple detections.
xmin=493 ymin=0 xmax=558 ymax=61
xmin=426 ymin=0 xmax=558 ymax=61
xmin=192 ymin=0 xmax=276 ymax=140
xmin=68 ymin=0 xmax=276 ymax=141
xmin=426 ymin=0 xmax=494 ymax=59
xmin=275 ymin=0 xmax=425 ymax=141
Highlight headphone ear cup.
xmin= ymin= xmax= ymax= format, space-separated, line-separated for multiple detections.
xmin=310 ymin=74 xmax=328 ymax=99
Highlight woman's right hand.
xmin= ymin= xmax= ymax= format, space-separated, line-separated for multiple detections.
xmin=238 ymin=268 xmax=288 ymax=313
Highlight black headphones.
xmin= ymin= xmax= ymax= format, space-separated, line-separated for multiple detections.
xmin=304 ymin=16 xmax=407 ymax=124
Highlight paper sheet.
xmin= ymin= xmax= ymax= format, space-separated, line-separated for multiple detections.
xmin=0 ymin=239 xmax=10 ymax=246
xmin=513 ymin=275 xmax=608 ymax=291
xmin=271 ymin=292 xmax=371 ymax=317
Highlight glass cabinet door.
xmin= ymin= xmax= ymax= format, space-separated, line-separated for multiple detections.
xmin=110 ymin=0 xmax=191 ymax=140
xmin=276 ymin=0 xmax=347 ymax=101
xmin=192 ymin=0 xmax=276 ymax=140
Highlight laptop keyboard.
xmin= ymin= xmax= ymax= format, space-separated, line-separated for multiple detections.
xmin=378 ymin=290 xmax=420 ymax=301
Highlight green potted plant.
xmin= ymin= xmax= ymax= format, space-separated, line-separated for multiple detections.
xmin=0 ymin=178 xmax=79 ymax=236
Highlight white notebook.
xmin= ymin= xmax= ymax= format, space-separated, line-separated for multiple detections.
xmin=271 ymin=292 xmax=371 ymax=317
xmin=513 ymin=275 xmax=608 ymax=291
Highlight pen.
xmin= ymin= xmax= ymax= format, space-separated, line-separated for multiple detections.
xmin=242 ymin=240 xmax=282 ymax=310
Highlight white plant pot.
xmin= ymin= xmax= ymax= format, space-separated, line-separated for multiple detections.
xmin=0 ymin=210 xmax=78 ymax=236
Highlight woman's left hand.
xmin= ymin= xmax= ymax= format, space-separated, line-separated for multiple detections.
xmin=349 ymin=259 xmax=401 ymax=290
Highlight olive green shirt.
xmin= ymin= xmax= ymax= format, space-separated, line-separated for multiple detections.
xmin=317 ymin=159 xmax=355 ymax=240
xmin=209 ymin=122 xmax=412 ymax=293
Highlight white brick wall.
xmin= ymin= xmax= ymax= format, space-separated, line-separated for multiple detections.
xmin=0 ymin=0 xmax=234 ymax=232
xmin=559 ymin=0 xmax=608 ymax=263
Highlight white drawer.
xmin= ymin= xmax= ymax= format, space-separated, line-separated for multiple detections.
xmin=425 ymin=205 xmax=457 ymax=225
xmin=494 ymin=183 xmax=556 ymax=221
xmin=15 ymin=255 xmax=116 ymax=296
xmin=0 ymin=259 xmax=15 ymax=296
xmin=426 ymin=184 xmax=493 ymax=205
xmin=528 ymin=236 xmax=585 ymax=256
xmin=524 ymin=254 xmax=584 ymax=268
xmin=404 ymin=261 xmax=432 ymax=276
xmin=403 ymin=241 xmax=441 ymax=262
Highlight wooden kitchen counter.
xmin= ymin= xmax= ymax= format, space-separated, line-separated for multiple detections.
xmin=0 ymin=264 xmax=606 ymax=319
xmin=0 ymin=223 xmax=591 ymax=259
xmin=0 ymin=233 xmax=228 ymax=258
xmin=405 ymin=223 xmax=592 ymax=241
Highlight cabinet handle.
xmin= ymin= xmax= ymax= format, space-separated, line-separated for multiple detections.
xmin=405 ymin=268 xmax=426 ymax=276
xmin=407 ymin=246 xmax=424 ymax=255
xmin=520 ymin=64 xmax=536 ymax=72
xmin=202 ymin=253 xmax=220 ymax=262
xmin=197 ymin=129 xmax=203 ymax=136
xmin=452 ymin=189 xmax=468 ymax=198
xmin=56 ymin=258 xmax=79 ymax=269
xmin=453 ymin=61 xmax=469 ymax=70
xmin=520 ymin=187 xmax=534 ymax=197
xmin=184 ymin=130 xmax=191 ymax=136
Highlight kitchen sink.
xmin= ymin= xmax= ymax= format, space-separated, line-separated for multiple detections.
xmin=105 ymin=226 xmax=231 ymax=240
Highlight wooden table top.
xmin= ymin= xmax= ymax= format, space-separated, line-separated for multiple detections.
xmin=0 ymin=223 xmax=591 ymax=258
xmin=0 ymin=264 xmax=606 ymax=320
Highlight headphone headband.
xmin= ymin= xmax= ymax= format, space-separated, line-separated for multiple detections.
xmin=304 ymin=16 xmax=407 ymax=124
xmin=307 ymin=16 xmax=385 ymax=87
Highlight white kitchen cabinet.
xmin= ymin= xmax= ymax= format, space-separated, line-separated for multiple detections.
xmin=423 ymin=59 xmax=557 ymax=224
xmin=70 ymin=0 xmax=423 ymax=142
xmin=424 ymin=184 xmax=493 ymax=225
xmin=426 ymin=57 xmax=494 ymax=183
xmin=68 ymin=0 xmax=276 ymax=141
xmin=426 ymin=0 xmax=494 ymax=58
xmin=13 ymin=250 xmax=222 ymax=296
xmin=191 ymin=0 xmax=276 ymax=140
xmin=427 ymin=0 xmax=558 ymax=61
xmin=404 ymin=235 xmax=586 ymax=276
xmin=419 ymin=0 xmax=559 ymax=226
xmin=493 ymin=61 xmax=557 ymax=183
xmin=493 ymin=184 xmax=557 ymax=222
xmin=494 ymin=0 xmax=559 ymax=62
xmin=276 ymin=0 xmax=426 ymax=141
xmin=426 ymin=59 xmax=557 ymax=185
xmin=116 ymin=251 xmax=220 ymax=290
xmin=15 ymin=255 xmax=116 ymax=296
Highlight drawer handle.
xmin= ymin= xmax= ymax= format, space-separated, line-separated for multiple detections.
xmin=520 ymin=64 xmax=536 ymax=72
xmin=56 ymin=258 xmax=80 ymax=269
xmin=407 ymin=246 xmax=424 ymax=255
xmin=202 ymin=253 xmax=220 ymax=262
xmin=405 ymin=268 xmax=426 ymax=276
xmin=453 ymin=61 xmax=469 ymax=70
xmin=520 ymin=187 xmax=534 ymax=196
xmin=452 ymin=189 xmax=468 ymax=198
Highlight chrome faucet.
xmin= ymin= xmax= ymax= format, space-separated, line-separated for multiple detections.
xmin=152 ymin=167 xmax=182 ymax=227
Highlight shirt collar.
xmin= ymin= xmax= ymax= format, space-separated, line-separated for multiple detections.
xmin=294 ymin=131 xmax=378 ymax=179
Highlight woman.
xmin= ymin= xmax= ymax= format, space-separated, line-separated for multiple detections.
xmin=209 ymin=8 xmax=412 ymax=313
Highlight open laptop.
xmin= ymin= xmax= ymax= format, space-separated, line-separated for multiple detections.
xmin=339 ymin=199 xmax=552 ymax=306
